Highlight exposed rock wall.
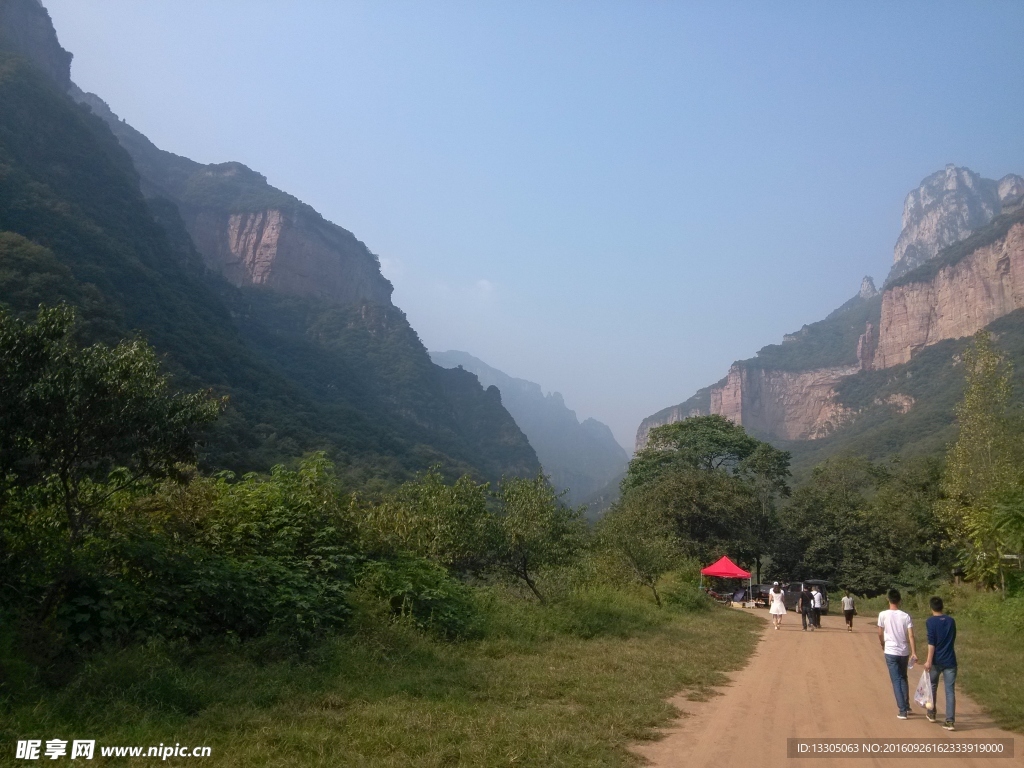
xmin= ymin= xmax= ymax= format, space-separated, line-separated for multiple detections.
xmin=874 ymin=221 xmax=1024 ymax=368
xmin=68 ymin=89 xmax=395 ymax=307
xmin=635 ymin=363 xmax=856 ymax=450
xmin=183 ymin=203 xmax=393 ymax=304
xmin=889 ymin=165 xmax=1023 ymax=282
xmin=637 ymin=167 xmax=1024 ymax=452
xmin=704 ymin=364 xmax=857 ymax=442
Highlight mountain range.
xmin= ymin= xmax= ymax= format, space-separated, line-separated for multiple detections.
xmin=0 ymin=0 xmax=539 ymax=485
xmin=430 ymin=351 xmax=628 ymax=505
xmin=638 ymin=164 xmax=1024 ymax=476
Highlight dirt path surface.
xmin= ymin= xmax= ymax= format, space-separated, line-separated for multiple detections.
xmin=634 ymin=609 xmax=1022 ymax=767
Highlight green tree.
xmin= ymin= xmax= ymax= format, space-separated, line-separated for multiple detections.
xmin=938 ymin=330 xmax=1024 ymax=588
xmin=623 ymin=416 xmax=789 ymax=572
xmin=598 ymin=495 xmax=682 ymax=606
xmin=493 ymin=474 xmax=586 ymax=603
xmin=357 ymin=469 xmax=494 ymax=574
xmin=0 ymin=304 xmax=222 ymax=618
xmin=774 ymin=456 xmax=948 ymax=594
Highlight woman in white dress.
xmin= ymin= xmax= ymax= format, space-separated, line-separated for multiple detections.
xmin=769 ymin=582 xmax=787 ymax=629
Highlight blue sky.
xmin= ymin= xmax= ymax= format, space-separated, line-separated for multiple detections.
xmin=47 ymin=1 xmax=1024 ymax=451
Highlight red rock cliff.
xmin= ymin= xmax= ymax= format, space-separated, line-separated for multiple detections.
xmin=873 ymin=221 xmax=1024 ymax=369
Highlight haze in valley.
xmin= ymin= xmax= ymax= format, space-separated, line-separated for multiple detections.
xmin=46 ymin=0 xmax=1024 ymax=450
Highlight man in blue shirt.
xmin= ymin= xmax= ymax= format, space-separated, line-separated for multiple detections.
xmin=924 ymin=596 xmax=957 ymax=730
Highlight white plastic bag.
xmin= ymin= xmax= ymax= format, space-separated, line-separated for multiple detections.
xmin=913 ymin=669 xmax=934 ymax=710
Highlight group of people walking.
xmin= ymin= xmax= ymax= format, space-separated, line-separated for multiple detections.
xmin=877 ymin=589 xmax=958 ymax=729
xmin=766 ymin=582 xmax=826 ymax=630
xmin=764 ymin=582 xmax=958 ymax=729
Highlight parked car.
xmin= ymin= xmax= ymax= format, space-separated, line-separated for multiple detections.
xmin=782 ymin=580 xmax=830 ymax=614
xmin=751 ymin=584 xmax=774 ymax=608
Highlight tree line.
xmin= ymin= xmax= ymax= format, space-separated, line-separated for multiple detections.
xmin=3 ymin=305 xmax=1022 ymax=663
xmin=604 ymin=328 xmax=1024 ymax=599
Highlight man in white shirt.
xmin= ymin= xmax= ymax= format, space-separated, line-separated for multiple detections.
xmin=841 ymin=591 xmax=855 ymax=632
xmin=811 ymin=586 xmax=823 ymax=628
xmin=877 ymin=588 xmax=918 ymax=719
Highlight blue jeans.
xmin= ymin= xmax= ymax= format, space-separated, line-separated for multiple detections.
xmin=884 ymin=654 xmax=910 ymax=714
xmin=930 ymin=665 xmax=957 ymax=723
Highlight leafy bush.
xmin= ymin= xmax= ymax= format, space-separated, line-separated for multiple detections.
xmin=660 ymin=571 xmax=713 ymax=612
xmin=356 ymin=555 xmax=482 ymax=639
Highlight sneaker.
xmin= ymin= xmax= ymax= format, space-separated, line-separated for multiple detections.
xmin=943 ymin=721 xmax=955 ymax=731
xmin=897 ymin=713 xmax=908 ymax=720
xmin=926 ymin=711 xmax=936 ymax=723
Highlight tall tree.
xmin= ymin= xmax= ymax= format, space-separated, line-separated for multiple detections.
xmin=493 ymin=474 xmax=586 ymax=603
xmin=0 ymin=304 xmax=222 ymax=617
xmin=622 ymin=416 xmax=789 ymax=571
xmin=938 ymin=330 xmax=1023 ymax=588
xmin=598 ymin=493 xmax=684 ymax=606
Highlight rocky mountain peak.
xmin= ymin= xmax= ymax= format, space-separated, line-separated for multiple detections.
xmin=888 ymin=165 xmax=1018 ymax=283
xmin=859 ymin=276 xmax=877 ymax=299
xmin=0 ymin=0 xmax=71 ymax=90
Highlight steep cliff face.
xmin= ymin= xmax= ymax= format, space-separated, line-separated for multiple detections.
xmin=184 ymin=193 xmax=393 ymax=303
xmin=638 ymin=166 xmax=1024 ymax=453
xmin=69 ymin=88 xmax=394 ymax=306
xmin=888 ymin=165 xmax=1023 ymax=282
xmin=0 ymin=5 xmax=540 ymax=484
xmin=636 ymin=363 xmax=856 ymax=450
xmin=873 ymin=219 xmax=1024 ymax=368
xmin=0 ymin=0 xmax=70 ymax=90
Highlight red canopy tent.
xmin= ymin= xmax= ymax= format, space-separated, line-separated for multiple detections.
xmin=699 ymin=556 xmax=751 ymax=604
xmin=700 ymin=556 xmax=750 ymax=579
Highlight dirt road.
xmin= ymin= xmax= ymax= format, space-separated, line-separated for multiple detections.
xmin=634 ymin=609 xmax=1021 ymax=767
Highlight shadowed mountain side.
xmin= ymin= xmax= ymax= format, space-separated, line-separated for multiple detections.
xmin=69 ymin=84 xmax=394 ymax=307
xmin=0 ymin=10 xmax=539 ymax=485
xmin=431 ymin=350 xmax=628 ymax=505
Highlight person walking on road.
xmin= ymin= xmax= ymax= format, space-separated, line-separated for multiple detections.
xmin=878 ymin=588 xmax=918 ymax=719
xmin=811 ymin=585 xmax=823 ymax=628
xmin=924 ymin=596 xmax=957 ymax=731
xmin=798 ymin=585 xmax=813 ymax=631
xmin=842 ymin=590 xmax=855 ymax=632
xmin=768 ymin=582 xmax=786 ymax=629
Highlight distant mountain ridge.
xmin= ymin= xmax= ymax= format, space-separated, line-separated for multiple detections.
xmin=430 ymin=351 xmax=628 ymax=505
xmin=637 ymin=165 xmax=1024 ymax=474
xmin=0 ymin=0 xmax=540 ymax=484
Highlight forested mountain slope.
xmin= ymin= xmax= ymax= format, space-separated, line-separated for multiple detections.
xmin=0 ymin=1 xmax=539 ymax=485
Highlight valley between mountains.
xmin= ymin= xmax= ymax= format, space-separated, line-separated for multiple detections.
xmin=3 ymin=2 xmax=1024 ymax=767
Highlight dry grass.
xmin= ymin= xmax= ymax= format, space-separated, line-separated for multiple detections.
xmin=1 ymin=589 xmax=761 ymax=767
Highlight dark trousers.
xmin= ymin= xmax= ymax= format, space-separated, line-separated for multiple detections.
xmin=801 ymin=609 xmax=811 ymax=629
xmin=885 ymin=654 xmax=911 ymax=714
xmin=812 ymin=607 xmax=821 ymax=627
xmin=844 ymin=609 xmax=854 ymax=627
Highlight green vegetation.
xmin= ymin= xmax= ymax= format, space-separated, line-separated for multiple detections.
xmin=0 ymin=306 xmax=760 ymax=765
xmin=613 ymin=415 xmax=790 ymax=582
xmin=747 ymin=292 xmax=881 ymax=372
xmin=1 ymin=591 xmax=757 ymax=767
xmin=771 ymin=455 xmax=949 ymax=593
xmin=886 ymin=205 xmax=1024 ymax=289
xmin=0 ymin=49 xmax=538 ymax=485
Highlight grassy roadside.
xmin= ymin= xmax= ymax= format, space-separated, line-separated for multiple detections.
xmin=1 ymin=589 xmax=761 ymax=767
xmin=856 ymin=589 xmax=1024 ymax=733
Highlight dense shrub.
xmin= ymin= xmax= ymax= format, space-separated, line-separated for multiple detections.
xmin=356 ymin=555 xmax=482 ymax=639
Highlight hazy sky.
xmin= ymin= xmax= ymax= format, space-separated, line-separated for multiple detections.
xmin=46 ymin=1 xmax=1024 ymax=451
